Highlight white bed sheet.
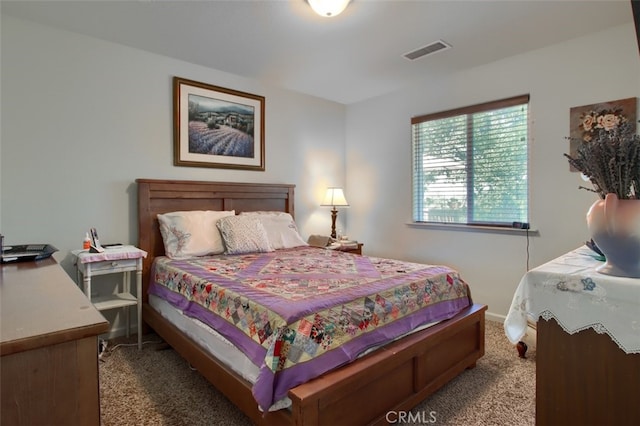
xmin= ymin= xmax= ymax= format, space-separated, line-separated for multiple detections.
xmin=149 ymin=293 xmax=260 ymax=383
xmin=150 ymin=294 xmax=294 ymax=411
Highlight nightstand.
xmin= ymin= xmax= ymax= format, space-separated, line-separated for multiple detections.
xmin=333 ymin=242 xmax=363 ymax=255
xmin=72 ymin=245 xmax=147 ymax=349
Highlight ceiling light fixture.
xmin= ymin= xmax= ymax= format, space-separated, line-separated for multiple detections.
xmin=308 ymin=0 xmax=351 ymax=18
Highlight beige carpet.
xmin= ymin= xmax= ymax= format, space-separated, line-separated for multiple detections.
xmin=99 ymin=320 xmax=535 ymax=425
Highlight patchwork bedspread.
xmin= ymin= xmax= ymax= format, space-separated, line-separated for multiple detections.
xmin=149 ymin=246 xmax=471 ymax=411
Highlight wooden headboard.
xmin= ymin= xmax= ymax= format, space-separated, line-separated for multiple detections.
xmin=136 ymin=179 xmax=295 ymax=303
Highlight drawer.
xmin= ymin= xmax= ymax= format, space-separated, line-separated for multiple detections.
xmin=88 ymin=258 xmax=138 ymax=273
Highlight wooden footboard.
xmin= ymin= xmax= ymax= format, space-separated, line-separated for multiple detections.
xmin=144 ymin=302 xmax=486 ymax=426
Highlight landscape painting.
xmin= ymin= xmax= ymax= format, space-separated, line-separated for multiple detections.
xmin=173 ymin=77 xmax=265 ymax=170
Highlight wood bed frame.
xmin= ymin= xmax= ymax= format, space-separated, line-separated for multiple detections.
xmin=136 ymin=178 xmax=487 ymax=426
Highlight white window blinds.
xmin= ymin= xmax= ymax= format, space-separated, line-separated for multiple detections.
xmin=412 ymin=95 xmax=529 ymax=227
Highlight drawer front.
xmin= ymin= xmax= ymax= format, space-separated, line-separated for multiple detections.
xmin=89 ymin=258 xmax=138 ymax=273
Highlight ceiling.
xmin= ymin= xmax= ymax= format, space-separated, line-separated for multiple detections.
xmin=1 ymin=0 xmax=635 ymax=105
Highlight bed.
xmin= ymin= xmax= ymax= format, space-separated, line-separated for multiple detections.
xmin=137 ymin=178 xmax=486 ymax=426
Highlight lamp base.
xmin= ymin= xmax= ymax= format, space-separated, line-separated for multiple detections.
xmin=330 ymin=208 xmax=338 ymax=239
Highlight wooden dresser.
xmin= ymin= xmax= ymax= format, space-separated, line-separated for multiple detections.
xmin=537 ymin=317 xmax=640 ymax=425
xmin=505 ymin=246 xmax=640 ymax=425
xmin=1 ymin=258 xmax=109 ymax=425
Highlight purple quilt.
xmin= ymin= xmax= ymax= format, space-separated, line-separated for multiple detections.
xmin=149 ymin=246 xmax=471 ymax=411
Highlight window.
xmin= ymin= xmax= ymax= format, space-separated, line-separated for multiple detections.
xmin=412 ymin=95 xmax=529 ymax=227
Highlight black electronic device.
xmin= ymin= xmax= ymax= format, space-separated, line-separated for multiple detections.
xmin=89 ymin=228 xmax=105 ymax=253
xmin=1 ymin=244 xmax=58 ymax=263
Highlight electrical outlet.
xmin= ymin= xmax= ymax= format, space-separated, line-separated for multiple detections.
xmin=98 ymin=339 xmax=108 ymax=359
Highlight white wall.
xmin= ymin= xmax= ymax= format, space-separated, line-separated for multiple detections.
xmin=2 ymin=15 xmax=639 ymax=328
xmin=345 ymin=23 xmax=640 ymax=319
xmin=1 ymin=16 xmax=346 ymax=335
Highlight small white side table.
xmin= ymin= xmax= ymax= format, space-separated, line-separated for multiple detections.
xmin=72 ymin=245 xmax=147 ymax=349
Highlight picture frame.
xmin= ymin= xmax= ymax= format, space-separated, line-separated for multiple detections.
xmin=173 ymin=77 xmax=265 ymax=171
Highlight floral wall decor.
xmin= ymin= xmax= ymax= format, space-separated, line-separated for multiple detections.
xmin=569 ymin=97 xmax=637 ymax=171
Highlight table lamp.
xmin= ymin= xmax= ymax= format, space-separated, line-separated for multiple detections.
xmin=321 ymin=187 xmax=349 ymax=239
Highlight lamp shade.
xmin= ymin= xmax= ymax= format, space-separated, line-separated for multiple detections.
xmin=321 ymin=187 xmax=349 ymax=207
xmin=308 ymin=0 xmax=350 ymax=17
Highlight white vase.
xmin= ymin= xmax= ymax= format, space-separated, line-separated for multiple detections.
xmin=586 ymin=193 xmax=640 ymax=278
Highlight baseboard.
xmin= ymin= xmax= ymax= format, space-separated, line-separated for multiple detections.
xmin=486 ymin=311 xmax=506 ymax=323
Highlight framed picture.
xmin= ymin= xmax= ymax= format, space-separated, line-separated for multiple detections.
xmin=569 ymin=97 xmax=637 ymax=171
xmin=173 ymin=77 xmax=265 ymax=170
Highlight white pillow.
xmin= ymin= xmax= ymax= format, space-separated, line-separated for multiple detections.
xmin=216 ymin=215 xmax=274 ymax=255
xmin=240 ymin=212 xmax=307 ymax=249
xmin=240 ymin=211 xmax=290 ymax=216
xmin=158 ymin=210 xmax=235 ymax=259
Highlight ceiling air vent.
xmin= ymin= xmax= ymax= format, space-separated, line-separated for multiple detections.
xmin=403 ymin=40 xmax=451 ymax=61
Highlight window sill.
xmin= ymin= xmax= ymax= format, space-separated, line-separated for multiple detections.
xmin=406 ymin=221 xmax=539 ymax=235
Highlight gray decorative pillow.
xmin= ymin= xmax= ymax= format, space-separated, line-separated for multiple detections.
xmin=240 ymin=212 xmax=307 ymax=249
xmin=216 ymin=215 xmax=274 ymax=254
